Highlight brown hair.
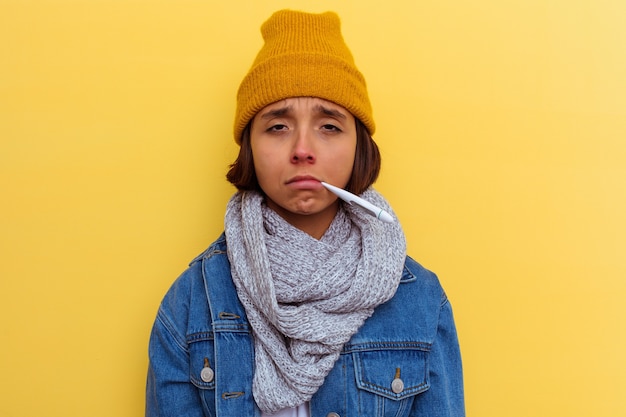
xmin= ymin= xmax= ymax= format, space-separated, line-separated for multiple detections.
xmin=226 ymin=118 xmax=381 ymax=195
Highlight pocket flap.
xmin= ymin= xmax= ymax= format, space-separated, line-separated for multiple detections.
xmin=354 ymin=349 xmax=430 ymax=400
xmin=188 ymin=332 xmax=216 ymax=390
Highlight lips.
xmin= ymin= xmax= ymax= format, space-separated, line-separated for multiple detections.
xmin=286 ymin=175 xmax=323 ymax=189
xmin=286 ymin=175 xmax=320 ymax=184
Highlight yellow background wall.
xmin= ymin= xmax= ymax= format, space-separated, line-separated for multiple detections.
xmin=1 ymin=0 xmax=624 ymax=416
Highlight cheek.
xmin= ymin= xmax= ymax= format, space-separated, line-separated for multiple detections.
xmin=251 ymin=148 xmax=278 ymax=185
xmin=330 ymin=144 xmax=357 ymax=174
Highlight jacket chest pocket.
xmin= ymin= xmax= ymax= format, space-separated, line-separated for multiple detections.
xmin=188 ymin=333 xmax=217 ymax=417
xmin=353 ymin=348 xmax=430 ymax=416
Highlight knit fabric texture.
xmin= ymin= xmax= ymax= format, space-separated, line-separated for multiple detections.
xmin=224 ymin=189 xmax=406 ymax=413
xmin=233 ymin=9 xmax=374 ymax=144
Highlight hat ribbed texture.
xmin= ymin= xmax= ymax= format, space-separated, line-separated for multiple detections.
xmin=233 ymin=9 xmax=374 ymax=144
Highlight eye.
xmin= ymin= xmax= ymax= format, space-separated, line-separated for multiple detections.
xmin=267 ymin=124 xmax=288 ymax=132
xmin=321 ymin=124 xmax=342 ymax=132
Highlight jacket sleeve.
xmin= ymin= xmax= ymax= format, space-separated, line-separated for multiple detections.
xmin=411 ymin=293 xmax=465 ymax=417
xmin=146 ymin=267 xmax=207 ymax=417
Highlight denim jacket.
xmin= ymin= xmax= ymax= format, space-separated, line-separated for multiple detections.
xmin=146 ymin=233 xmax=464 ymax=417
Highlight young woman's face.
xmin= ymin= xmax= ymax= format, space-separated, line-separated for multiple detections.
xmin=250 ymin=97 xmax=357 ymax=237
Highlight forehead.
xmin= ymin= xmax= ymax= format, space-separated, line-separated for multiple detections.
xmin=257 ymin=97 xmax=352 ymax=117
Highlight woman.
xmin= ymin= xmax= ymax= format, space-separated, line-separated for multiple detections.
xmin=146 ymin=9 xmax=464 ymax=417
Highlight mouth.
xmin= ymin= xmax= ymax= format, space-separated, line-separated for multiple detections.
xmin=286 ymin=175 xmax=323 ymax=189
xmin=286 ymin=175 xmax=321 ymax=183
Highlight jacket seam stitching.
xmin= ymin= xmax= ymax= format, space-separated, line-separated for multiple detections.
xmin=156 ymin=309 xmax=189 ymax=354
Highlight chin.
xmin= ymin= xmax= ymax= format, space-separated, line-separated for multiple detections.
xmin=290 ymin=203 xmax=318 ymax=215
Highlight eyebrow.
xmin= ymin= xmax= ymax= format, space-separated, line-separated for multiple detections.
xmin=260 ymin=106 xmax=292 ymax=120
xmin=259 ymin=104 xmax=348 ymax=120
xmin=314 ymin=104 xmax=347 ymax=120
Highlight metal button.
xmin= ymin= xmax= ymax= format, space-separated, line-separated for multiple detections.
xmin=327 ymin=413 xmax=340 ymax=417
xmin=391 ymin=367 xmax=404 ymax=394
xmin=391 ymin=377 xmax=404 ymax=393
xmin=201 ymin=366 xmax=214 ymax=382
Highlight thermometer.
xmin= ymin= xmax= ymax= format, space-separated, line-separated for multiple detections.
xmin=321 ymin=182 xmax=394 ymax=223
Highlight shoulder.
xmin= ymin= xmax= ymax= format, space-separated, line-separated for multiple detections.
xmin=156 ymin=233 xmax=229 ymax=340
xmin=168 ymin=232 xmax=229 ymax=296
xmin=350 ymin=255 xmax=446 ymax=346
xmin=401 ymin=255 xmax=447 ymax=306
xmin=188 ymin=232 xmax=228 ymax=266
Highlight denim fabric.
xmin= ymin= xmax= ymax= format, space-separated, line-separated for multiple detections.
xmin=146 ymin=233 xmax=464 ymax=417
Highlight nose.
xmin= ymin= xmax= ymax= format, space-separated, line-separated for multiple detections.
xmin=291 ymin=129 xmax=316 ymax=163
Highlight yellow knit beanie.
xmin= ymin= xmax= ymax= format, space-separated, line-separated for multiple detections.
xmin=233 ymin=9 xmax=374 ymax=144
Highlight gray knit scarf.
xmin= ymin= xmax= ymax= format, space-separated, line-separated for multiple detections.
xmin=224 ymin=188 xmax=406 ymax=414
